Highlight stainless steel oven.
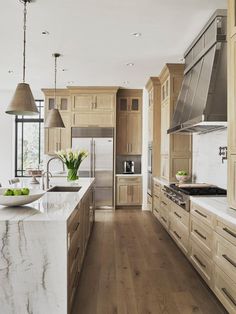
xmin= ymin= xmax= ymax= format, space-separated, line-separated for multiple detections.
xmin=148 ymin=142 xmax=152 ymax=173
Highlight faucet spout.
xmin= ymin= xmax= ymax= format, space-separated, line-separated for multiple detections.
xmin=45 ymin=156 xmax=65 ymax=189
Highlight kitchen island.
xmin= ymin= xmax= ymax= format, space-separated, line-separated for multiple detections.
xmin=0 ymin=178 xmax=95 ymax=314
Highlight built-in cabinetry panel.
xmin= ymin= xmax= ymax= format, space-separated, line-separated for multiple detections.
xmin=228 ymin=1 xmax=236 ymax=209
xmin=116 ymin=176 xmax=142 ymax=206
xmin=116 ymin=89 xmax=142 ymax=155
xmin=159 ymin=64 xmax=192 ymax=182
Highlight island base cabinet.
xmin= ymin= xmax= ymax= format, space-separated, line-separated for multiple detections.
xmin=213 ymin=265 xmax=236 ymax=314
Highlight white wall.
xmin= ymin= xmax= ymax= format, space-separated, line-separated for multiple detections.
xmin=0 ymin=90 xmax=15 ymax=186
xmin=192 ymin=129 xmax=227 ymax=189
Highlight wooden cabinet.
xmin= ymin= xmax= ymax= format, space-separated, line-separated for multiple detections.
xmin=67 ymin=187 xmax=94 ymax=312
xmin=228 ymin=2 xmax=236 ymax=209
xmin=43 ymin=92 xmax=72 ymax=155
xmin=229 ymin=0 xmax=236 ymax=38
xmin=146 ymin=78 xmax=161 ymax=177
xmin=116 ymin=176 xmax=142 ymax=206
xmin=116 ymin=89 xmax=142 ymax=155
xmin=71 ymin=90 xmax=117 ymax=127
xmin=159 ymin=64 xmax=192 ymax=182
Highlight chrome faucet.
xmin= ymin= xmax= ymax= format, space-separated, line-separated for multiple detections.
xmin=43 ymin=156 xmax=65 ymax=190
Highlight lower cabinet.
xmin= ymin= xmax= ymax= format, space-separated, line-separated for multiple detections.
xmin=67 ymin=187 xmax=95 ymax=313
xmin=116 ymin=176 xmax=142 ymax=206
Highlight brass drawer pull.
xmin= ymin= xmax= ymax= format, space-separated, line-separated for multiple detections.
xmin=193 ymin=254 xmax=206 ymax=268
xmin=154 ymin=194 xmax=160 ymax=198
xmin=174 ymin=211 xmax=182 ymax=219
xmin=161 ymin=216 xmax=167 ymax=223
xmin=194 ymin=229 xmax=207 ymax=240
xmin=195 ymin=209 xmax=207 ymax=218
xmin=221 ymin=288 xmax=236 ymax=306
xmin=154 ymin=208 xmax=159 ymax=214
xmin=223 ymin=227 xmax=236 ymax=239
xmin=161 ymin=201 xmax=167 ymax=206
xmin=174 ymin=230 xmax=181 ymax=239
xmin=222 ymin=254 xmax=236 ymax=268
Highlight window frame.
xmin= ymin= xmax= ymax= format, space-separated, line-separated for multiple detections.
xmin=15 ymin=99 xmax=44 ymax=177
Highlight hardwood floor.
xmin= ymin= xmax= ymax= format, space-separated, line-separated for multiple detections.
xmin=72 ymin=210 xmax=227 ymax=314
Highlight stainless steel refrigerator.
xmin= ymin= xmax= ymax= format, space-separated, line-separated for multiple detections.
xmin=72 ymin=127 xmax=114 ymax=209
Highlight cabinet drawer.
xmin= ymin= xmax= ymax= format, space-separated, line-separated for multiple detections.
xmin=190 ymin=240 xmax=212 ymax=286
xmin=215 ymin=218 xmax=236 ymax=246
xmin=159 ymin=206 xmax=169 ymax=230
xmin=68 ymin=207 xmax=80 ymax=235
xmin=171 ymin=202 xmax=189 ymax=228
xmin=191 ymin=202 xmax=214 ymax=227
xmin=117 ymin=176 xmax=142 ymax=184
xmin=170 ymin=218 xmax=189 ymax=255
xmin=153 ymin=181 xmax=161 ymax=196
xmin=214 ymin=232 xmax=236 ymax=283
xmin=190 ymin=216 xmax=213 ymax=257
xmin=213 ymin=265 xmax=236 ymax=314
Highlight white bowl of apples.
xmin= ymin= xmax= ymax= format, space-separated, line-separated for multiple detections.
xmin=176 ymin=171 xmax=190 ymax=184
xmin=0 ymin=188 xmax=45 ymax=207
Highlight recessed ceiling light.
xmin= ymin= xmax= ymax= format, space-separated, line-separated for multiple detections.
xmin=8 ymin=70 xmax=14 ymax=74
xmin=67 ymin=81 xmax=74 ymax=84
xmin=131 ymin=32 xmax=141 ymax=37
xmin=179 ymin=57 xmax=185 ymax=62
xmin=62 ymin=69 xmax=68 ymax=72
xmin=123 ymin=81 xmax=129 ymax=85
xmin=42 ymin=31 xmax=50 ymax=35
xmin=126 ymin=63 xmax=134 ymax=67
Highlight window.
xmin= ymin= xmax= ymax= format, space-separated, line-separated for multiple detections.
xmin=15 ymin=100 xmax=44 ymax=177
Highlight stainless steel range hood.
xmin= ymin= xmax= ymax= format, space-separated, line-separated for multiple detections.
xmin=168 ymin=9 xmax=227 ymax=134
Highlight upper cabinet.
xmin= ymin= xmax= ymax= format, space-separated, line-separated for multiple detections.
xmin=228 ymin=1 xmax=236 ymax=209
xmin=229 ymin=0 xmax=236 ymax=37
xmin=159 ymin=64 xmax=192 ymax=182
xmin=71 ymin=88 xmax=118 ymax=127
xmin=116 ymin=89 xmax=142 ymax=155
xmin=146 ymin=77 xmax=161 ymax=177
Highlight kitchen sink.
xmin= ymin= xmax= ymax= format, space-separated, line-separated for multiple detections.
xmin=48 ymin=186 xmax=81 ymax=192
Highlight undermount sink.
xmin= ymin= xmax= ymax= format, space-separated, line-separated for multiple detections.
xmin=48 ymin=186 xmax=82 ymax=192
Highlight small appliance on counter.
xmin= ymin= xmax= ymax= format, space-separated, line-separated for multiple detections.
xmin=123 ymin=160 xmax=135 ymax=174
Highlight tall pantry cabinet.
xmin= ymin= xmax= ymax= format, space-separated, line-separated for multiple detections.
xmin=159 ymin=64 xmax=192 ymax=182
xmin=228 ymin=0 xmax=236 ymax=209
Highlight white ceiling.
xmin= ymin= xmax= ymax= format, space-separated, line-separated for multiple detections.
xmin=0 ymin=0 xmax=227 ymax=95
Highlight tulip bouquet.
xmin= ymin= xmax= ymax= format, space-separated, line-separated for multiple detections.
xmin=56 ymin=149 xmax=89 ymax=181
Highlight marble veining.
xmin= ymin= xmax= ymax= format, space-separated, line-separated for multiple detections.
xmin=0 ymin=177 xmax=94 ymax=314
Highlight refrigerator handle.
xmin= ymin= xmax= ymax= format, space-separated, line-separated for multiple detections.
xmin=90 ymin=139 xmax=93 ymax=178
xmin=93 ymin=140 xmax=96 ymax=177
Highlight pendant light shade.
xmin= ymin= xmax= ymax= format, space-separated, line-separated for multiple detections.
xmin=6 ymin=83 xmax=38 ymax=115
xmin=44 ymin=53 xmax=65 ymax=128
xmin=44 ymin=108 xmax=65 ymax=128
xmin=6 ymin=0 xmax=39 ymax=116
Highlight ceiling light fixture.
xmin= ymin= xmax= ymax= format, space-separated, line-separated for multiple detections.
xmin=42 ymin=30 xmax=50 ymax=35
xmin=131 ymin=32 xmax=141 ymax=37
xmin=44 ymin=53 xmax=65 ymax=128
xmin=6 ymin=0 xmax=38 ymax=116
xmin=126 ymin=63 xmax=135 ymax=67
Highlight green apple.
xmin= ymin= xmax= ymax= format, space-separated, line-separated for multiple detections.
xmin=4 ymin=189 xmax=14 ymax=196
xmin=21 ymin=188 xmax=30 ymax=195
xmin=13 ymin=189 xmax=22 ymax=196
xmin=176 ymin=170 xmax=188 ymax=176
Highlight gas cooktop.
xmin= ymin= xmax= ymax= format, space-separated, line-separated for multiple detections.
xmin=169 ymin=183 xmax=227 ymax=196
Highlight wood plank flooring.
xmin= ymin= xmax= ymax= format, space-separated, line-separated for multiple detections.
xmin=72 ymin=210 xmax=227 ymax=314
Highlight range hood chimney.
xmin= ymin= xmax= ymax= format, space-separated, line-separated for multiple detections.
xmin=168 ymin=9 xmax=227 ymax=134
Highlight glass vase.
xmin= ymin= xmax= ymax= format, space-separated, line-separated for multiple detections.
xmin=67 ymin=168 xmax=78 ymax=181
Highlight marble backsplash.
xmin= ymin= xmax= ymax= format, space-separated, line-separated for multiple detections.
xmin=192 ymin=128 xmax=227 ymax=189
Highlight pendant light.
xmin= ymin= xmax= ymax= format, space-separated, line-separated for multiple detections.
xmin=6 ymin=0 xmax=39 ymax=116
xmin=44 ymin=53 xmax=65 ymax=128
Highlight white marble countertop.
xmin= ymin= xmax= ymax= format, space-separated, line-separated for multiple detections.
xmin=0 ymin=177 xmax=95 ymax=222
xmin=116 ymin=174 xmax=142 ymax=177
xmin=153 ymin=176 xmax=171 ymax=186
xmin=190 ymin=196 xmax=236 ymax=225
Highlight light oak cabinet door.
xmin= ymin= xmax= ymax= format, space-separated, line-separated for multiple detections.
xmin=229 ymin=0 xmax=236 ymax=38
xmin=72 ymin=112 xmax=115 ymax=127
xmin=118 ymin=97 xmax=141 ymax=113
xmin=116 ymin=113 xmax=142 ymax=155
xmin=131 ymin=184 xmax=142 ymax=205
xmin=45 ymin=96 xmax=71 ymax=112
xmin=117 ymin=185 xmax=129 ymax=205
xmin=95 ymin=94 xmax=115 ymax=111
xmin=73 ymin=94 xmax=94 ymax=111
xmin=228 ymin=154 xmax=236 ymax=209
xmin=161 ymin=100 xmax=170 ymax=155
xmin=44 ymin=112 xmax=71 ymax=154
xmin=116 ymin=177 xmax=142 ymax=206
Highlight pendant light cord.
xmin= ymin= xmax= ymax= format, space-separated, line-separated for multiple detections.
xmin=23 ymin=0 xmax=27 ymax=83
xmin=54 ymin=55 xmax=57 ymax=109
